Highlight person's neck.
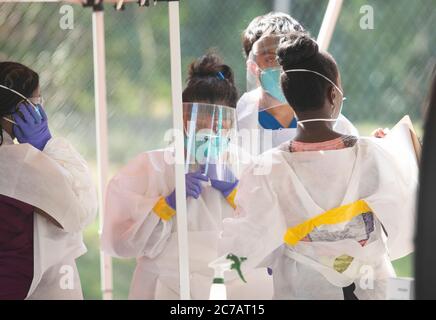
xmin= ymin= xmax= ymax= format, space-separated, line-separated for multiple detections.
xmin=1 ymin=120 xmax=14 ymax=140
xmin=294 ymin=121 xmax=342 ymax=143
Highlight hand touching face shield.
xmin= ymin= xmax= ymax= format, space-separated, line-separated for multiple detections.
xmin=13 ymin=103 xmax=52 ymax=151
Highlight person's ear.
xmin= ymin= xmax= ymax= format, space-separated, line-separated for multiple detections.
xmin=327 ymin=85 xmax=336 ymax=105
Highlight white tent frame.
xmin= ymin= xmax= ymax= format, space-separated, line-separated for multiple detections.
xmin=1 ymin=0 xmax=342 ymax=300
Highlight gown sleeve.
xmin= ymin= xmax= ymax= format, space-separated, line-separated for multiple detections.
xmin=101 ymin=150 xmax=175 ymax=259
xmin=363 ymin=124 xmax=419 ymax=260
xmin=218 ymin=153 xmax=288 ymax=270
xmin=42 ymin=137 xmax=97 ymax=231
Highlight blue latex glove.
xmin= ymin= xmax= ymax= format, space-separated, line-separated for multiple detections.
xmin=203 ymin=164 xmax=238 ymax=198
xmin=13 ymin=103 xmax=51 ymax=151
xmin=165 ymin=171 xmax=209 ymax=210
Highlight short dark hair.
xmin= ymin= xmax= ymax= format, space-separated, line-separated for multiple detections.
xmin=242 ymin=12 xmax=305 ymax=58
xmin=182 ymin=52 xmax=238 ymax=108
xmin=277 ymin=33 xmax=339 ymax=112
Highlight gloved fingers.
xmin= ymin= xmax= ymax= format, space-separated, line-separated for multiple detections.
xmin=39 ymin=105 xmax=48 ymax=122
xmin=12 ymin=124 xmax=25 ymax=140
xmin=25 ymin=103 xmax=42 ymax=124
xmin=191 ymin=191 xmax=200 ymax=199
xmin=190 ymin=171 xmax=209 ymax=182
xmin=186 ymin=186 xmax=200 ymax=199
xmin=12 ymin=111 xmax=27 ymax=127
xmin=210 ymin=179 xmax=226 ymax=188
xmin=191 ymin=177 xmax=208 ymax=193
xmin=17 ymin=103 xmax=34 ymax=123
xmin=187 ymin=180 xmax=201 ymax=195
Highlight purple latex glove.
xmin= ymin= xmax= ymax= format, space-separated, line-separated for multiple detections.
xmin=13 ymin=103 xmax=51 ymax=151
xmin=210 ymin=179 xmax=238 ymax=198
xmin=165 ymin=171 xmax=209 ymax=210
xmin=202 ymin=164 xmax=238 ymax=198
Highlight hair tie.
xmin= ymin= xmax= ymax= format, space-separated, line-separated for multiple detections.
xmin=216 ymin=71 xmax=225 ymax=80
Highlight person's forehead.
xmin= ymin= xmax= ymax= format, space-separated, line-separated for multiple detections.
xmin=252 ymin=35 xmax=281 ymax=56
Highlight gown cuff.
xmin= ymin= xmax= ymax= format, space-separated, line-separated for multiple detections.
xmin=153 ymin=197 xmax=176 ymax=221
xmin=225 ymin=188 xmax=237 ymax=209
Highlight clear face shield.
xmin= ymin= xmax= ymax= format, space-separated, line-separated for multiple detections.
xmin=246 ymin=34 xmax=289 ymax=112
xmin=183 ymin=102 xmax=239 ymax=183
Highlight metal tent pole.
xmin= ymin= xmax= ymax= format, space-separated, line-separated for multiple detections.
xmin=91 ymin=1 xmax=113 ymax=300
xmin=317 ymin=0 xmax=344 ymax=51
xmin=168 ymin=0 xmax=190 ymax=300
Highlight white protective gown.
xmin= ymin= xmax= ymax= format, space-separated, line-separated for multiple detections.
xmin=101 ymin=148 xmax=273 ymax=300
xmin=219 ymin=123 xmax=418 ymax=299
xmin=0 ymin=131 xmax=97 ymax=299
xmin=237 ymin=88 xmax=359 ymax=155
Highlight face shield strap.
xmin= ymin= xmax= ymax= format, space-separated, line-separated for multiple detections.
xmin=282 ymin=69 xmax=345 ymax=126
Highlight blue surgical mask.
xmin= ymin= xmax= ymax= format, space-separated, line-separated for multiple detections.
xmin=259 ymin=67 xmax=287 ymax=104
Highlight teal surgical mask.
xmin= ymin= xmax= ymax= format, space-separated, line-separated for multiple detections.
xmin=259 ymin=67 xmax=287 ymax=104
xmin=185 ymin=133 xmax=230 ymax=164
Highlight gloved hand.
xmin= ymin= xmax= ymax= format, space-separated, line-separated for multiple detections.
xmin=165 ymin=171 xmax=209 ymax=210
xmin=372 ymin=127 xmax=390 ymax=138
xmin=203 ymin=164 xmax=238 ymax=198
xmin=210 ymin=179 xmax=238 ymax=198
xmin=13 ymin=103 xmax=51 ymax=151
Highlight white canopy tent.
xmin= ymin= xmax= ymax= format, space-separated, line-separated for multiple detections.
xmin=1 ymin=0 xmax=343 ymax=300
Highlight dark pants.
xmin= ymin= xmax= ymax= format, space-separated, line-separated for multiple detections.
xmin=342 ymin=283 xmax=359 ymax=300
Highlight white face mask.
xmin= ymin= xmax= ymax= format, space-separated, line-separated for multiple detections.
xmin=282 ymin=69 xmax=346 ymax=126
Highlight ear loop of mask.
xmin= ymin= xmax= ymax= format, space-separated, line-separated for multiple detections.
xmin=282 ymin=69 xmax=345 ymax=125
xmin=0 ymin=84 xmax=40 ymax=125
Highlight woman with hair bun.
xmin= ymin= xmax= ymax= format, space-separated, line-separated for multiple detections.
xmin=102 ymin=52 xmax=273 ymax=300
xmin=218 ymin=34 xmax=418 ymax=300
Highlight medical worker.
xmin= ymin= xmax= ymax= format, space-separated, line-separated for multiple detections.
xmin=238 ymin=12 xmax=358 ymax=154
xmin=101 ymin=53 xmax=273 ymax=299
xmin=0 ymin=62 xmax=97 ymax=299
xmin=218 ymin=34 xmax=418 ymax=300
